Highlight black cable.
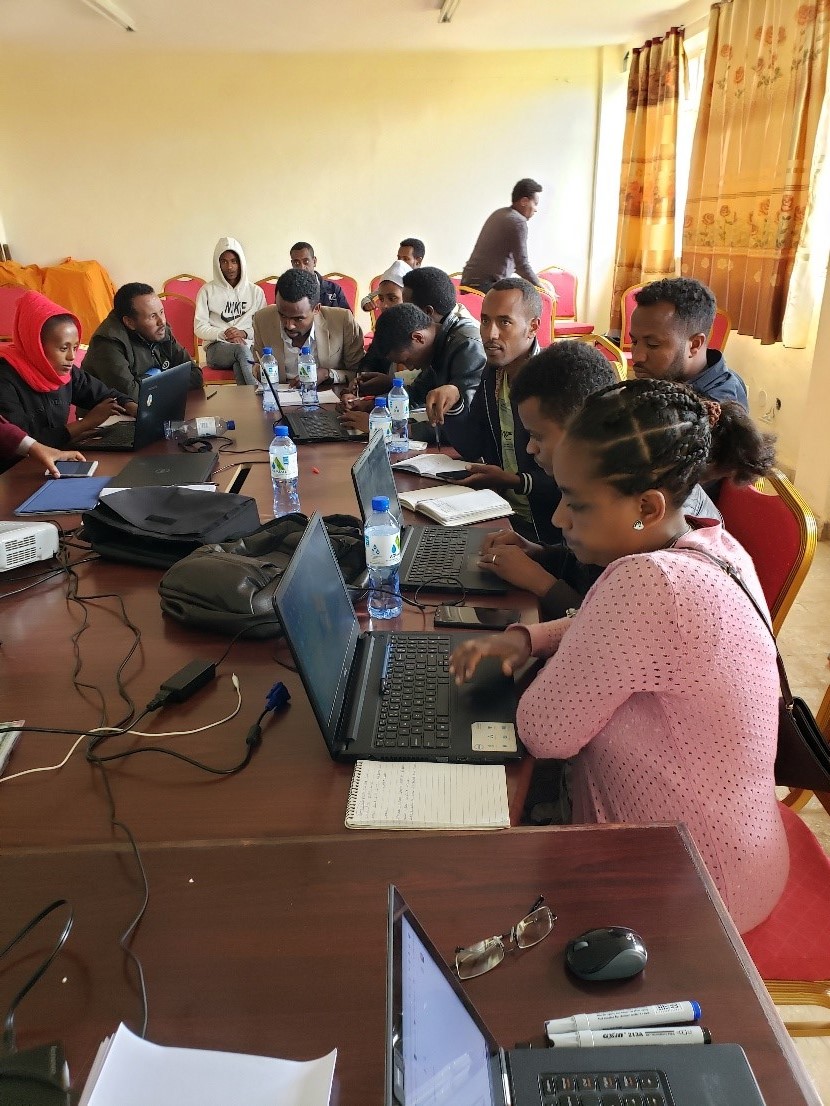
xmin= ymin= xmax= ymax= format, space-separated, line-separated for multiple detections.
xmin=0 ymin=900 xmax=74 ymax=1054
xmin=211 ymin=618 xmax=283 ymax=668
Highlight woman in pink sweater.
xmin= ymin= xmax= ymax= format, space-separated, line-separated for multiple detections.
xmin=451 ymin=379 xmax=788 ymax=933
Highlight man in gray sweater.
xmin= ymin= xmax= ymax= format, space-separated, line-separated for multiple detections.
xmin=461 ymin=178 xmax=543 ymax=293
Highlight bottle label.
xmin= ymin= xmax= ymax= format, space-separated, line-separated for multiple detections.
xmin=271 ymin=449 xmax=298 ymax=480
xmin=365 ymin=529 xmax=401 ymax=568
xmin=195 ymin=417 xmax=216 ymax=437
xmin=298 ymin=362 xmax=317 ymax=384
xmin=369 ymin=418 xmax=392 ymax=445
xmin=389 ymin=396 xmax=409 ymax=420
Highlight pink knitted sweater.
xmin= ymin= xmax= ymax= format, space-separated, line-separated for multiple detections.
xmin=518 ymin=520 xmax=789 ymax=933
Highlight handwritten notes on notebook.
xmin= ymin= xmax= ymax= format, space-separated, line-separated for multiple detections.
xmin=345 ymin=760 xmax=510 ymax=830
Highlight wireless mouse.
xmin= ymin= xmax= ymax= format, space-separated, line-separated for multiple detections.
xmin=565 ymin=926 xmax=648 ymax=981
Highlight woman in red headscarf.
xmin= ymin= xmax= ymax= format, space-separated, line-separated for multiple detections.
xmin=0 ymin=291 xmax=137 ymax=448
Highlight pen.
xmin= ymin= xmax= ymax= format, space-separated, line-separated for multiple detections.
xmin=434 ymin=422 xmax=442 ymax=452
xmin=546 ymin=1001 xmax=701 ymax=1036
xmin=379 ymin=639 xmax=392 ymax=695
xmin=547 ymin=1026 xmax=711 ymax=1048
xmin=205 ymin=390 xmax=218 ymax=400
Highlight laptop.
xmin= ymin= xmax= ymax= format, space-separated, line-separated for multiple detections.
xmin=263 ymin=370 xmax=366 ymax=444
xmin=82 ymin=362 xmax=192 ymax=452
xmin=106 ymin=452 xmax=218 ymax=489
xmin=272 ymin=513 xmax=521 ymax=763
xmin=351 ymin=433 xmax=506 ymax=595
xmin=386 ymin=885 xmax=768 ymax=1106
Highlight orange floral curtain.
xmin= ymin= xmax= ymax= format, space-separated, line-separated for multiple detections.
xmin=610 ymin=28 xmax=685 ymax=332
xmin=682 ymin=0 xmax=830 ymax=345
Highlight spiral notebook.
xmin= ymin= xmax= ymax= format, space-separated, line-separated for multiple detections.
xmin=345 ymin=760 xmax=510 ymax=830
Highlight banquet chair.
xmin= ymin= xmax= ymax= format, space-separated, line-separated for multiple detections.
xmin=324 ymin=272 xmax=357 ymax=313
xmin=256 ymin=276 xmax=279 ymax=306
xmin=538 ymin=264 xmax=593 ymax=337
xmin=162 ymin=274 xmax=205 ymax=302
xmin=742 ymin=799 xmax=830 ymax=1035
xmin=457 ymin=285 xmax=485 ymax=322
xmin=159 ymin=292 xmax=197 ymax=358
xmin=554 ymin=333 xmax=627 ymax=381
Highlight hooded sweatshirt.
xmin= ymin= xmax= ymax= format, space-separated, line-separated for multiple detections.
xmin=0 ymin=291 xmax=129 ymax=447
xmin=194 ymin=238 xmax=266 ymax=346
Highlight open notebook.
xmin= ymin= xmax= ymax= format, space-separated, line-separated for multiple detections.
xmin=396 ymin=485 xmax=513 ymax=526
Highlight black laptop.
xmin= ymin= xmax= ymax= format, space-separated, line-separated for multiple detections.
xmin=386 ymin=886 xmax=768 ymax=1106
xmin=351 ymin=433 xmax=507 ymax=595
xmin=106 ymin=452 xmax=218 ymax=488
xmin=83 ymin=362 xmax=192 ymax=452
xmin=263 ymin=371 xmax=365 ymax=444
xmin=272 ymin=513 xmax=521 ymax=763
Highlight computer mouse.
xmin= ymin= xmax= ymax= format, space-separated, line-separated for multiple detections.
xmin=565 ymin=926 xmax=648 ymax=981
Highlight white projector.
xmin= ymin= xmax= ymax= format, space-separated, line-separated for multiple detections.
xmin=0 ymin=521 xmax=60 ymax=571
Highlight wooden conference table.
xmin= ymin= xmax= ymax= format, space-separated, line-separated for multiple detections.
xmin=0 ymin=386 xmax=536 ymax=849
xmin=0 ymin=386 xmax=818 ymax=1105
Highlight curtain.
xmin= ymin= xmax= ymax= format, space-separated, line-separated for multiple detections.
xmin=610 ymin=28 xmax=685 ymax=332
xmin=682 ymin=0 xmax=830 ymax=345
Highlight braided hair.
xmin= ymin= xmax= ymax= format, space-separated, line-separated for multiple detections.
xmin=566 ymin=379 xmax=775 ymax=507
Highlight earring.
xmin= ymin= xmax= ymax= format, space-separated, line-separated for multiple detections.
xmin=633 ymin=520 xmax=645 ymax=531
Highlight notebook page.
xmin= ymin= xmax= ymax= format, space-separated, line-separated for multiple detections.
xmin=345 ymin=761 xmax=509 ymax=830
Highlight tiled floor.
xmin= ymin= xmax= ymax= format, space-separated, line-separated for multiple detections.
xmin=774 ymin=540 xmax=830 ymax=1103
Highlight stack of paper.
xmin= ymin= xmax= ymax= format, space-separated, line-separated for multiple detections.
xmin=79 ymin=1024 xmax=336 ymax=1106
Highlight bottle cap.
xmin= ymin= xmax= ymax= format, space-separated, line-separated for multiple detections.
xmin=371 ymin=496 xmax=390 ymax=512
xmin=226 ymin=420 xmax=236 ymax=430
xmin=393 ymin=377 xmax=404 ymax=386
xmin=262 ymin=347 xmax=272 ymax=355
xmin=274 ymin=425 xmax=289 ymax=437
xmin=373 ymin=396 xmax=388 ymax=407
xmin=301 ymin=346 xmax=311 ymax=355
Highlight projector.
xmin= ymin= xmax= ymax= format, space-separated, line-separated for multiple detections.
xmin=0 ymin=521 xmax=60 ymax=571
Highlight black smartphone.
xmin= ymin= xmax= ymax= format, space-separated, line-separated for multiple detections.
xmin=45 ymin=461 xmax=99 ymax=478
xmin=438 ymin=469 xmax=471 ymax=482
xmin=433 ymin=605 xmax=521 ymax=630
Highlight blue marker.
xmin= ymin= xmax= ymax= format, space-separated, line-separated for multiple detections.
xmin=546 ymin=1001 xmax=701 ymax=1038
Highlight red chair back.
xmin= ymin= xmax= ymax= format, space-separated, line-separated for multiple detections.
xmin=717 ymin=471 xmax=817 ymax=633
xmin=710 ymin=307 xmax=731 ymax=351
xmin=0 ymin=285 xmax=29 ymax=336
xmin=159 ymin=292 xmax=197 ymax=358
xmin=539 ymin=266 xmax=577 ymax=319
xmin=324 ymin=272 xmax=357 ymax=313
xmin=457 ymin=286 xmax=484 ymax=322
xmin=370 ymin=274 xmax=382 ymax=294
xmin=162 ymin=274 xmax=205 ymax=302
xmin=256 ymin=276 xmax=279 ymax=306
xmin=536 ymin=291 xmax=555 ymax=348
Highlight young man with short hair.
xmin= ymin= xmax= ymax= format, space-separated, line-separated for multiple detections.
xmin=397 ymin=238 xmax=425 ymax=268
xmin=461 ymin=178 xmax=543 ymax=293
xmin=252 ymin=268 xmax=364 ymax=384
xmin=630 ymin=277 xmax=747 ymax=407
xmin=289 ymin=242 xmax=351 ymax=310
xmin=194 ymin=237 xmax=266 ymax=386
xmin=84 ymin=283 xmax=203 ymax=399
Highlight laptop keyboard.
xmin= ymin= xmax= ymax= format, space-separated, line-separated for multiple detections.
xmin=405 ymin=530 xmax=469 ymax=586
xmin=539 ymin=1068 xmax=674 ymax=1106
xmin=374 ymin=634 xmax=451 ymax=750
xmin=290 ymin=410 xmax=359 ymax=439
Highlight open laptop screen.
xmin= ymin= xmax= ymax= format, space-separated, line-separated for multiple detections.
xmin=352 ymin=434 xmax=403 ymax=528
xmin=273 ymin=514 xmax=362 ymax=750
xmin=388 ymin=887 xmax=501 ymax=1106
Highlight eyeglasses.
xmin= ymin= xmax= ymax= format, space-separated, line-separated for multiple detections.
xmin=454 ymin=896 xmax=556 ymax=979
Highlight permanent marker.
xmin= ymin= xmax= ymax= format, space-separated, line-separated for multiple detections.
xmin=547 ymin=1026 xmax=711 ymax=1048
xmin=379 ymin=640 xmax=392 ymax=695
xmin=546 ymin=1000 xmax=701 ymax=1036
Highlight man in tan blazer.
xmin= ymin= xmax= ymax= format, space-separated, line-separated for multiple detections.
xmin=252 ymin=268 xmax=365 ymax=384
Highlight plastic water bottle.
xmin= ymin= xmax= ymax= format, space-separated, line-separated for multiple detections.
xmin=368 ymin=396 xmax=393 ymax=450
xmin=388 ymin=377 xmax=409 ymax=454
xmin=297 ymin=345 xmax=319 ymax=408
xmin=260 ymin=347 xmax=279 ymax=415
xmin=165 ymin=417 xmax=235 ymax=442
xmin=365 ymin=495 xmax=403 ymax=619
xmin=269 ymin=425 xmax=300 ymax=517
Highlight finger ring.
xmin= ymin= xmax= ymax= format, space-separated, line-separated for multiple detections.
xmin=491 ymin=554 xmax=497 ymax=564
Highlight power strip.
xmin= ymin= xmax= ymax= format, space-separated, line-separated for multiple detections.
xmin=0 ymin=719 xmax=23 ymax=776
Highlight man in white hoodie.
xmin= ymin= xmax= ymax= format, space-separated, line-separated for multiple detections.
xmin=194 ymin=238 xmax=266 ymax=385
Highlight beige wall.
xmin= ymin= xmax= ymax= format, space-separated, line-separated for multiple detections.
xmin=0 ymin=47 xmax=612 ymax=320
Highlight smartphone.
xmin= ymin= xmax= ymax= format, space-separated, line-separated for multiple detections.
xmin=437 ymin=469 xmax=471 ymax=482
xmin=45 ymin=460 xmax=99 ymax=478
xmin=433 ymin=605 xmax=521 ymax=630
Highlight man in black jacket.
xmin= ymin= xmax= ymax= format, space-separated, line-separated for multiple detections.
xmin=437 ymin=277 xmax=560 ymax=543
xmin=289 ymin=242 xmax=351 ymax=311
xmin=84 ymin=283 xmax=203 ymax=401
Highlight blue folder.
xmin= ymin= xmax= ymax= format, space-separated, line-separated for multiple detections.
xmin=14 ymin=477 xmax=112 ymax=515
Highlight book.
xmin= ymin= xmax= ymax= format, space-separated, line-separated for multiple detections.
xmin=392 ymin=454 xmax=471 ymax=481
xmin=14 ymin=476 xmax=111 ymax=515
xmin=345 ymin=760 xmax=510 ymax=830
xmin=79 ymin=1023 xmax=336 ymax=1106
xmin=396 ymin=485 xmax=513 ymax=526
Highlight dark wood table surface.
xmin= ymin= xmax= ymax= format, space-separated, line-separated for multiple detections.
xmin=0 ymin=387 xmax=534 ymax=847
xmin=1 ymin=824 xmax=818 ymax=1104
